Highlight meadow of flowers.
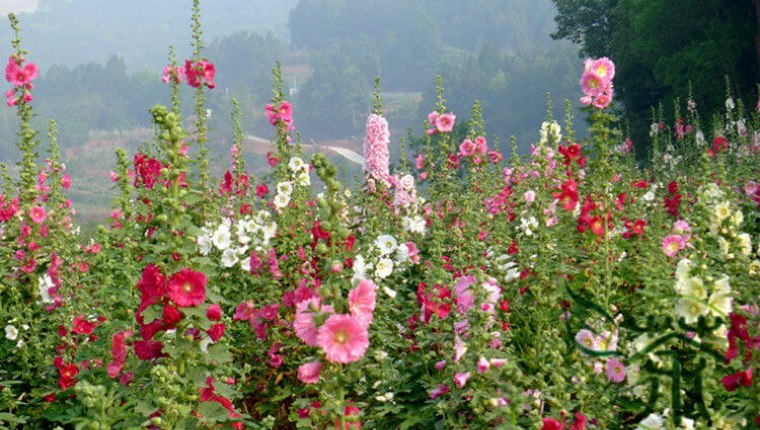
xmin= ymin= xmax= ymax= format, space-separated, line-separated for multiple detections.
xmin=1 ymin=5 xmax=759 ymax=430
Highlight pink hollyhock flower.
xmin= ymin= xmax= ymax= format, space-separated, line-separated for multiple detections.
xmin=435 ymin=360 xmax=447 ymax=371
xmin=435 ymin=112 xmax=456 ymax=133
xmin=166 ymin=268 xmax=207 ymax=307
xmin=363 ymin=113 xmax=391 ymax=184
xmin=295 ymin=298 xmax=333 ymax=347
xmin=5 ymin=56 xmax=38 ymax=87
xmin=592 ymin=87 xmax=613 ymax=110
xmin=672 ymin=220 xmax=691 ymax=235
xmin=524 ymin=190 xmax=536 ymax=203
xmin=605 ymin=358 xmax=626 ymax=383
xmin=107 ymin=330 xmax=132 ymax=378
xmin=589 ymin=57 xmax=615 ymax=83
xmin=575 ymin=329 xmax=598 ymax=352
xmin=490 ymin=358 xmax=508 ymax=367
xmin=458 ymin=139 xmax=476 ymax=157
xmin=415 ymin=153 xmax=425 ymax=169
xmin=429 ymin=383 xmax=450 ymax=400
xmin=454 ymin=276 xmax=476 ymax=313
xmin=316 ymin=314 xmax=369 ymax=364
xmin=29 ymin=205 xmax=46 ymax=223
xmin=298 ymin=360 xmax=322 ymax=384
xmin=453 ymin=335 xmax=467 ymax=362
xmin=661 ymin=234 xmax=684 ymax=257
xmin=477 ymin=356 xmax=490 ymax=374
xmin=348 ymin=279 xmax=377 ymax=328
xmin=454 ymin=372 xmax=471 ymax=388
xmin=580 ymin=71 xmax=604 ymax=97
xmin=61 ymin=174 xmax=71 ymax=189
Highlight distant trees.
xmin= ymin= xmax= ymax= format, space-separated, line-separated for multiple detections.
xmin=552 ymin=0 xmax=760 ymax=147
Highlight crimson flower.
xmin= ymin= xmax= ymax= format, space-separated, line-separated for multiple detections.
xmin=167 ymin=268 xmax=207 ymax=307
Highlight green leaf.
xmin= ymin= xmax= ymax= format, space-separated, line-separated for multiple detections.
xmin=207 ymin=343 xmax=233 ymax=364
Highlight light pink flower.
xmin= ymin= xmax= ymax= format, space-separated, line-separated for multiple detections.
xmin=458 ymin=139 xmax=476 ymax=157
xmin=477 ymin=356 xmax=490 ymax=374
xmin=589 ymin=57 xmax=615 ymax=83
xmin=672 ymin=220 xmax=691 ymax=235
xmin=490 ymin=358 xmax=508 ymax=368
xmin=605 ymin=358 xmax=626 ymax=383
xmin=580 ymin=71 xmax=604 ymax=97
xmin=435 ymin=113 xmax=456 ymax=133
xmin=317 ymin=314 xmax=369 ymax=364
xmin=415 ymin=154 xmax=425 ymax=169
xmin=348 ymin=279 xmax=377 ymax=328
xmin=453 ymin=335 xmax=467 ymax=362
xmin=524 ymin=190 xmax=536 ymax=203
xmin=363 ymin=114 xmax=391 ymax=184
xmin=454 ymin=372 xmax=471 ymax=388
xmin=435 ymin=360 xmax=447 ymax=371
xmin=294 ymin=298 xmax=333 ymax=347
xmin=297 ymin=361 xmax=322 ymax=384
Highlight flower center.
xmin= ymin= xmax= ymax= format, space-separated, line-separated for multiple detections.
xmin=183 ymin=282 xmax=193 ymax=293
xmin=334 ymin=328 xmax=349 ymax=345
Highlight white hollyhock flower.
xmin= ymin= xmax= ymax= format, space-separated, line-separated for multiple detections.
xmin=288 ymin=156 xmax=305 ymax=172
xmin=276 ymin=181 xmax=293 ymax=197
xmin=273 ymin=193 xmax=291 ymax=209
xmin=5 ymin=325 xmax=18 ymax=341
xmin=197 ymin=234 xmax=212 ymax=255
xmin=375 ymin=235 xmax=397 ymax=256
xmin=296 ymin=171 xmax=311 ymax=187
xmin=212 ymin=225 xmax=232 ymax=251
xmin=402 ymin=215 xmax=426 ymax=234
xmin=38 ymin=275 xmax=55 ymax=304
xmin=375 ymin=258 xmax=394 ymax=279
xmin=221 ymin=248 xmax=239 ymax=268
xmin=636 ymin=413 xmax=664 ymax=430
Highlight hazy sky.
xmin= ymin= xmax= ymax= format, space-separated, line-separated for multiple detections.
xmin=0 ymin=0 xmax=38 ymax=13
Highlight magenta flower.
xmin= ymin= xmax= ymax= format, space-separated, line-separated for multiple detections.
xmin=662 ymin=234 xmax=685 ymax=257
xmin=605 ymin=358 xmax=626 ymax=383
xmin=429 ymin=383 xmax=450 ymax=400
xmin=477 ymin=356 xmax=490 ymax=374
xmin=316 ymin=314 xmax=369 ymax=364
xmin=297 ymin=360 xmax=322 ymax=384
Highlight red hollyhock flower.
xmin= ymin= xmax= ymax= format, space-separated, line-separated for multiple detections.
xmin=162 ymin=305 xmax=183 ymax=328
xmin=722 ymin=367 xmax=752 ymax=392
xmin=137 ymin=264 xmax=166 ymax=307
xmin=167 ymin=268 xmax=207 ymax=307
xmin=542 ymin=417 xmax=564 ymax=430
xmin=207 ymin=323 xmax=225 ymax=342
xmin=207 ymin=304 xmax=222 ymax=321
xmin=58 ymin=364 xmax=79 ymax=390
xmin=134 ymin=340 xmax=165 ymax=360
xmin=107 ymin=330 xmax=132 ymax=378
xmin=72 ymin=315 xmax=98 ymax=335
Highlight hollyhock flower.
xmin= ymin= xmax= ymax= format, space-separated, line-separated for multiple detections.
xmin=477 ymin=356 xmax=491 ymax=374
xmin=580 ymin=71 xmax=604 ymax=97
xmin=136 ymin=265 xmax=166 ymax=311
xmin=134 ymin=340 xmax=165 ymax=360
xmin=453 ymin=335 xmax=467 ymax=362
xmin=317 ymin=314 xmax=369 ymax=364
xmin=435 ymin=113 xmax=456 ymax=133
xmin=722 ymin=367 xmax=752 ymax=391
xmin=207 ymin=323 xmax=225 ymax=342
xmin=429 ymin=384 xmax=450 ymax=400
xmin=605 ymin=358 xmax=626 ymax=383
xmin=166 ymin=268 xmax=207 ymax=307
xmin=29 ymin=205 xmax=46 ymax=224
xmin=161 ymin=65 xmax=184 ymax=84
xmin=571 ymin=412 xmax=588 ymax=430
xmin=298 ymin=361 xmax=322 ymax=384
xmin=348 ymin=279 xmax=377 ymax=328
xmin=661 ymin=234 xmax=684 ymax=257
xmin=575 ymin=329 xmax=598 ymax=352
xmin=58 ymin=363 xmax=79 ymax=390
xmin=72 ymin=315 xmax=98 ymax=335
xmin=207 ymin=304 xmax=222 ymax=321
xmin=589 ymin=57 xmax=615 ymax=82
xmin=454 ymin=276 xmax=476 ymax=313
xmin=295 ymin=298 xmax=333 ymax=347
xmin=107 ymin=330 xmax=132 ymax=378
xmin=454 ymin=372 xmax=471 ymax=388
xmin=363 ymin=113 xmax=391 ymax=184
xmin=458 ymin=139 xmax=476 ymax=157
xmin=542 ymin=417 xmax=563 ymax=430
